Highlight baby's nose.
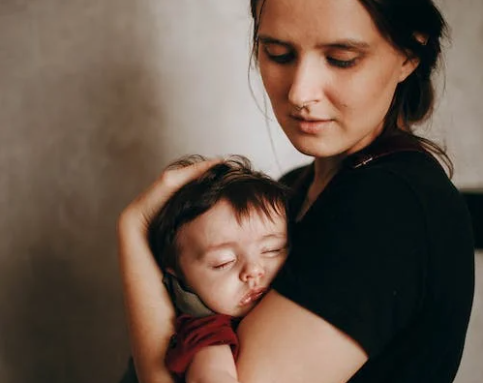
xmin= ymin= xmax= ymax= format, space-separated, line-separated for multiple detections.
xmin=240 ymin=261 xmax=265 ymax=285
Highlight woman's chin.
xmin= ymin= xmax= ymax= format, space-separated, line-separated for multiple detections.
xmin=288 ymin=138 xmax=341 ymax=159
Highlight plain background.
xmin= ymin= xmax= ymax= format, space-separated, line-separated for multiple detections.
xmin=0 ymin=0 xmax=481 ymax=382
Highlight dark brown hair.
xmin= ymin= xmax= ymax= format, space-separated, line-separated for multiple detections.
xmin=148 ymin=155 xmax=290 ymax=276
xmin=250 ymin=0 xmax=453 ymax=175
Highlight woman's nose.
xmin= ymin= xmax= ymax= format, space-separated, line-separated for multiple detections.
xmin=240 ymin=261 xmax=265 ymax=286
xmin=288 ymin=57 xmax=325 ymax=109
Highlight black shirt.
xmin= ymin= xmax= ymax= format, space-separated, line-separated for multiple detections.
xmin=273 ymin=150 xmax=475 ymax=383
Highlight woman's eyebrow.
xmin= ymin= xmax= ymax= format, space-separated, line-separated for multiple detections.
xmin=322 ymin=40 xmax=370 ymax=51
xmin=258 ymin=35 xmax=369 ymax=51
xmin=257 ymin=35 xmax=291 ymax=46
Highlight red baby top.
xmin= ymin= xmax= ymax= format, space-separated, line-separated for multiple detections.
xmin=165 ymin=314 xmax=240 ymax=380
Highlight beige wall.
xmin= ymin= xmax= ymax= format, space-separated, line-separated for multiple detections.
xmin=0 ymin=1 xmax=481 ymax=382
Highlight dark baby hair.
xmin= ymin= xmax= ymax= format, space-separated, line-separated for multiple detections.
xmin=148 ymin=155 xmax=290 ymax=276
xmin=250 ymin=0 xmax=453 ymax=175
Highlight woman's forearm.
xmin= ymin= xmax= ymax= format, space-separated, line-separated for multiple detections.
xmin=117 ymin=159 xmax=221 ymax=383
xmin=187 ymin=345 xmax=239 ymax=383
xmin=118 ymin=210 xmax=176 ymax=383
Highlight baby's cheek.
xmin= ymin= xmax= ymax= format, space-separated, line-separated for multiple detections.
xmin=274 ymin=257 xmax=287 ymax=273
xmin=208 ymin=285 xmax=238 ymax=309
xmin=212 ymin=297 xmax=241 ymax=317
xmin=265 ymin=260 xmax=284 ymax=283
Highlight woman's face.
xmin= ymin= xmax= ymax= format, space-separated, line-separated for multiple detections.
xmin=256 ymin=0 xmax=418 ymax=158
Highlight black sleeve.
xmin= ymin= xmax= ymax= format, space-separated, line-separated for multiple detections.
xmin=272 ymin=167 xmax=427 ymax=357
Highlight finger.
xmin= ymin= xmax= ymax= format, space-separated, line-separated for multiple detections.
xmin=169 ymin=158 xmax=223 ymax=188
xmin=138 ymin=157 xmax=223 ymax=223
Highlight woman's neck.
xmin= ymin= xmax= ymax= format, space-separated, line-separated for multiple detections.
xmin=311 ymin=155 xmax=343 ymax=196
xmin=296 ymin=155 xmax=343 ymax=221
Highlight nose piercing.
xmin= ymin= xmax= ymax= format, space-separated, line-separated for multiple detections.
xmin=295 ymin=103 xmax=309 ymax=112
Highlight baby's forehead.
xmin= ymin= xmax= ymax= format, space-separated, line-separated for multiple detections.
xmin=176 ymin=200 xmax=287 ymax=251
xmin=223 ymin=199 xmax=288 ymax=224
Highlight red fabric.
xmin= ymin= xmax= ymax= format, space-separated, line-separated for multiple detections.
xmin=165 ymin=314 xmax=239 ymax=379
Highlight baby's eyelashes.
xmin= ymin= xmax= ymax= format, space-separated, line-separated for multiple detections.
xmin=210 ymin=258 xmax=236 ymax=270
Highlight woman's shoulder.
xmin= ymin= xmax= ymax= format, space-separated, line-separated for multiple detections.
xmin=327 ymin=150 xmax=469 ymax=227
xmin=341 ymin=133 xmax=454 ymax=194
xmin=339 ymin=150 xmax=454 ymax=196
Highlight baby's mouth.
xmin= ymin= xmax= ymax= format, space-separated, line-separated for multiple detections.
xmin=239 ymin=288 xmax=268 ymax=306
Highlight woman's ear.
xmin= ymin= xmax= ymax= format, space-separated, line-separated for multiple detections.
xmin=398 ymin=33 xmax=427 ymax=83
xmin=398 ymin=54 xmax=420 ymax=83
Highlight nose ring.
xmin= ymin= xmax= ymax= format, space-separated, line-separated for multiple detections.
xmin=295 ymin=103 xmax=309 ymax=112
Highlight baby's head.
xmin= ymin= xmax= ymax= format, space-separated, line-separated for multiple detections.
xmin=149 ymin=156 xmax=289 ymax=317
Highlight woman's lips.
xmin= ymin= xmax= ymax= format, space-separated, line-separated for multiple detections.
xmin=291 ymin=116 xmax=334 ymax=134
xmin=239 ymin=288 xmax=268 ymax=306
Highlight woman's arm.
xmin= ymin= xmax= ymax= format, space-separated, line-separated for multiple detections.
xmin=117 ymin=159 xmax=221 ymax=383
xmin=187 ymin=345 xmax=239 ymax=383
xmin=118 ymin=211 xmax=175 ymax=383
xmin=236 ymin=291 xmax=368 ymax=383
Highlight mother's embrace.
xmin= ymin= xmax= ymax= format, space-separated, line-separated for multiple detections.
xmin=118 ymin=0 xmax=475 ymax=382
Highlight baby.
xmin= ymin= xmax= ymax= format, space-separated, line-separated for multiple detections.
xmin=148 ymin=155 xmax=290 ymax=383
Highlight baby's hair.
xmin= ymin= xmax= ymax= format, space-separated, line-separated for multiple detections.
xmin=148 ymin=155 xmax=290 ymax=278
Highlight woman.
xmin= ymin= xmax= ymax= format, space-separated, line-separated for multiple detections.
xmin=118 ymin=0 xmax=475 ymax=382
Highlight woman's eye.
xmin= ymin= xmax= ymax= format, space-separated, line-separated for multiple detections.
xmin=326 ymin=56 xmax=357 ymax=69
xmin=267 ymin=53 xmax=295 ymax=64
xmin=262 ymin=46 xmax=295 ymax=64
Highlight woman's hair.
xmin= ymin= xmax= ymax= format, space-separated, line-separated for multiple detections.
xmin=250 ymin=0 xmax=453 ymax=175
xmin=148 ymin=155 xmax=290 ymax=276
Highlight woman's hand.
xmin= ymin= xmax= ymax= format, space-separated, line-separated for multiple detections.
xmin=117 ymin=158 xmax=221 ymax=383
xmin=119 ymin=158 xmax=222 ymax=235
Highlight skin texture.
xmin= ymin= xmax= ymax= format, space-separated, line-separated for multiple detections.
xmin=237 ymin=291 xmax=368 ymax=383
xmin=174 ymin=199 xmax=288 ymax=317
xmin=187 ymin=345 xmax=239 ymax=383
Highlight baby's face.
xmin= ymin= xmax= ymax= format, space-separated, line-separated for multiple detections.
xmin=175 ymin=199 xmax=288 ymax=317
